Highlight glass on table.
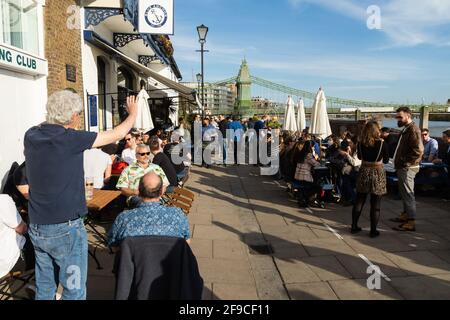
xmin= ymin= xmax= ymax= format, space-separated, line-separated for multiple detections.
xmin=85 ymin=177 xmax=94 ymax=201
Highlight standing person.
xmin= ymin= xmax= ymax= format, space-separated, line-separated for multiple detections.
xmin=294 ymin=140 xmax=323 ymax=207
xmin=254 ymin=115 xmax=266 ymax=166
xmin=228 ymin=116 xmax=244 ymax=165
xmin=351 ymin=121 xmax=389 ymax=237
xmin=390 ymin=107 xmax=424 ymax=232
xmin=218 ymin=115 xmax=229 ymax=165
xmin=380 ymin=127 xmax=397 ymax=158
xmin=339 ymin=139 xmax=361 ymax=206
xmin=433 ymin=129 xmax=450 ymax=200
xmin=201 ymin=118 xmax=215 ymax=168
xmin=24 ymin=90 xmax=137 ymax=300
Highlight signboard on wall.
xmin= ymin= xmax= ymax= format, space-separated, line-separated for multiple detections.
xmin=0 ymin=44 xmax=47 ymax=76
xmin=88 ymin=95 xmax=98 ymax=127
xmin=138 ymin=0 xmax=174 ymax=34
xmin=66 ymin=64 xmax=76 ymax=82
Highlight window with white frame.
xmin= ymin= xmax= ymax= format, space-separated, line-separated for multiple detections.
xmin=0 ymin=0 xmax=39 ymax=55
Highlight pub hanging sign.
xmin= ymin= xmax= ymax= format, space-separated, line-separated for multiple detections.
xmin=139 ymin=0 xmax=174 ymax=35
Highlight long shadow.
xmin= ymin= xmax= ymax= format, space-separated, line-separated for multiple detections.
xmin=189 ymin=166 xmax=333 ymax=229
xmin=191 ymin=164 xmax=450 ymax=260
xmin=211 ymin=221 xmax=450 ymax=300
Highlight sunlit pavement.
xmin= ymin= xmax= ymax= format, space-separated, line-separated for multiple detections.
xmin=86 ymin=164 xmax=450 ymax=300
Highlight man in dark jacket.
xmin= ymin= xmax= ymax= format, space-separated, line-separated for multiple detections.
xmin=218 ymin=115 xmax=229 ymax=165
xmin=433 ymin=129 xmax=450 ymax=200
xmin=391 ymin=107 xmax=424 ymax=231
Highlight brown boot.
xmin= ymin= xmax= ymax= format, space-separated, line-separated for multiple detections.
xmin=390 ymin=212 xmax=408 ymax=223
xmin=393 ymin=219 xmax=416 ymax=231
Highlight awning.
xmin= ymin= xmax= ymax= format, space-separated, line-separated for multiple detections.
xmin=84 ymin=30 xmax=195 ymax=100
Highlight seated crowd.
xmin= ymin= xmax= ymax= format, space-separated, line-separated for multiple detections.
xmin=279 ymin=125 xmax=450 ymax=207
xmin=1 ymin=90 xmax=196 ymax=300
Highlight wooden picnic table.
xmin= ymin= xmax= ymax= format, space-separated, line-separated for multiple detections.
xmin=87 ymin=189 xmax=121 ymax=211
xmin=85 ymin=189 xmax=121 ymax=270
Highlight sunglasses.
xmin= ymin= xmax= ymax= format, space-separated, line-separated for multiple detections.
xmin=137 ymin=152 xmax=151 ymax=156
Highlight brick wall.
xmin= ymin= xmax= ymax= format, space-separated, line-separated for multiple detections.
xmin=44 ymin=0 xmax=85 ymax=127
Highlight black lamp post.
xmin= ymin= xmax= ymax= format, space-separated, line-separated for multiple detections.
xmin=196 ymin=24 xmax=208 ymax=117
xmin=196 ymin=73 xmax=202 ymax=115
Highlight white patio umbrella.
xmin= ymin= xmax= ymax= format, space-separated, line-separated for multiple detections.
xmin=283 ymin=96 xmax=298 ymax=131
xmin=134 ymin=88 xmax=154 ymax=133
xmin=168 ymin=104 xmax=179 ymax=127
xmin=310 ymin=87 xmax=332 ymax=139
xmin=297 ymin=98 xmax=306 ymax=132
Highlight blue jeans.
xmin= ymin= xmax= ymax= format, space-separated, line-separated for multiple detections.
xmin=176 ymin=168 xmax=187 ymax=181
xmin=29 ymin=218 xmax=88 ymax=300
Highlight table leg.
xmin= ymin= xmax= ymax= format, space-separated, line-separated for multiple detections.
xmin=85 ymin=217 xmax=113 ymax=254
xmin=88 ymin=248 xmax=103 ymax=270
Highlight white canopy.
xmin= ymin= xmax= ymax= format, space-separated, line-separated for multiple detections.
xmin=297 ymin=98 xmax=306 ymax=132
xmin=134 ymin=88 xmax=154 ymax=133
xmin=310 ymin=88 xmax=332 ymax=139
xmin=283 ymin=96 xmax=298 ymax=131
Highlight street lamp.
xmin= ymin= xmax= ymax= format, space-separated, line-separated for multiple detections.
xmin=196 ymin=24 xmax=209 ymax=117
xmin=196 ymin=73 xmax=202 ymax=114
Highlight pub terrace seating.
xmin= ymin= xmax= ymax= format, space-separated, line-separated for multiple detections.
xmin=165 ymin=187 xmax=195 ymax=215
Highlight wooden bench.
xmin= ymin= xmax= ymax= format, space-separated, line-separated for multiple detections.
xmin=165 ymin=187 xmax=195 ymax=215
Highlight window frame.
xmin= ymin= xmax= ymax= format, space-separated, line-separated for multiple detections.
xmin=0 ymin=0 xmax=45 ymax=58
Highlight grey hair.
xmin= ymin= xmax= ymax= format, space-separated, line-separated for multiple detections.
xmin=136 ymin=144 xmax=150 ymax=153
xmin=46 ymin=90 xmax=83 ymax=125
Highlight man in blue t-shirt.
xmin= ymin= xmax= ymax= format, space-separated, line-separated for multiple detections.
xmin=228 ymin=116 xmax=244 ymax=165
xmin=24 ymin=90 xmax=137 ymax=300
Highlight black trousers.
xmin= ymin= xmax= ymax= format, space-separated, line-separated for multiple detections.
xmin=352 ymin=192 xmax=382 ymax=232
xmin=298 ymin=181 xmax=322 ymax=203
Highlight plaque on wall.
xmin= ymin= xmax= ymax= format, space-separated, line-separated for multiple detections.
xmin=88 ymin=95 xmax=98 ymax=127
xmin=66 ymin=64 xmax=76 ymax=82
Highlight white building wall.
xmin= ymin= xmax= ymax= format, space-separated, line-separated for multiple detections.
xmin=0 ymin=1 xmax=47 ymax=185
xmin=0 ymin=69 xmax=47 ymax=184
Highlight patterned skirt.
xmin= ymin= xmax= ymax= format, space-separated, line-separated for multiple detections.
xmin=356 ymin=166 xmax=387 ymax=195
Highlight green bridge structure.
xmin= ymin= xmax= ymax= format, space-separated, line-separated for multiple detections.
xmin=211 ymin=60 xmax=449 ymax=120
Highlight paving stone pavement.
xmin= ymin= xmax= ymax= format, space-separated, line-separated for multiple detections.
xmin=86 ymin=164 xmax=450 ymax=300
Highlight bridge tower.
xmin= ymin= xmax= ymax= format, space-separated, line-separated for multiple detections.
xmin=235 ymin=59 xmax=252 ymax=117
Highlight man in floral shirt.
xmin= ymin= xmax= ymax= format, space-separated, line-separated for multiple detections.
xmin=116 ymin=144 xmax=169 ymax=207
xmin=108 ymin=172 xmax=190 ymax=250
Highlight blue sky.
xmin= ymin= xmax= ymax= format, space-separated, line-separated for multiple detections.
xmin=171 ymin=0 xmax=450 ymax=104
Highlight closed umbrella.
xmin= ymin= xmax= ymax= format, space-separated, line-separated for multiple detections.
xmin=283 ymin=96 xmax=298 ymax=131
xmin=297 ymin=98 xmax=306 ymax=132
xmin=310 ymin=87 xmax=332 ymax=139
xmin=168 ymin=103 xmax=178 ymax=128
xmin=134 ymin=88 xmax=154 ymax=132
